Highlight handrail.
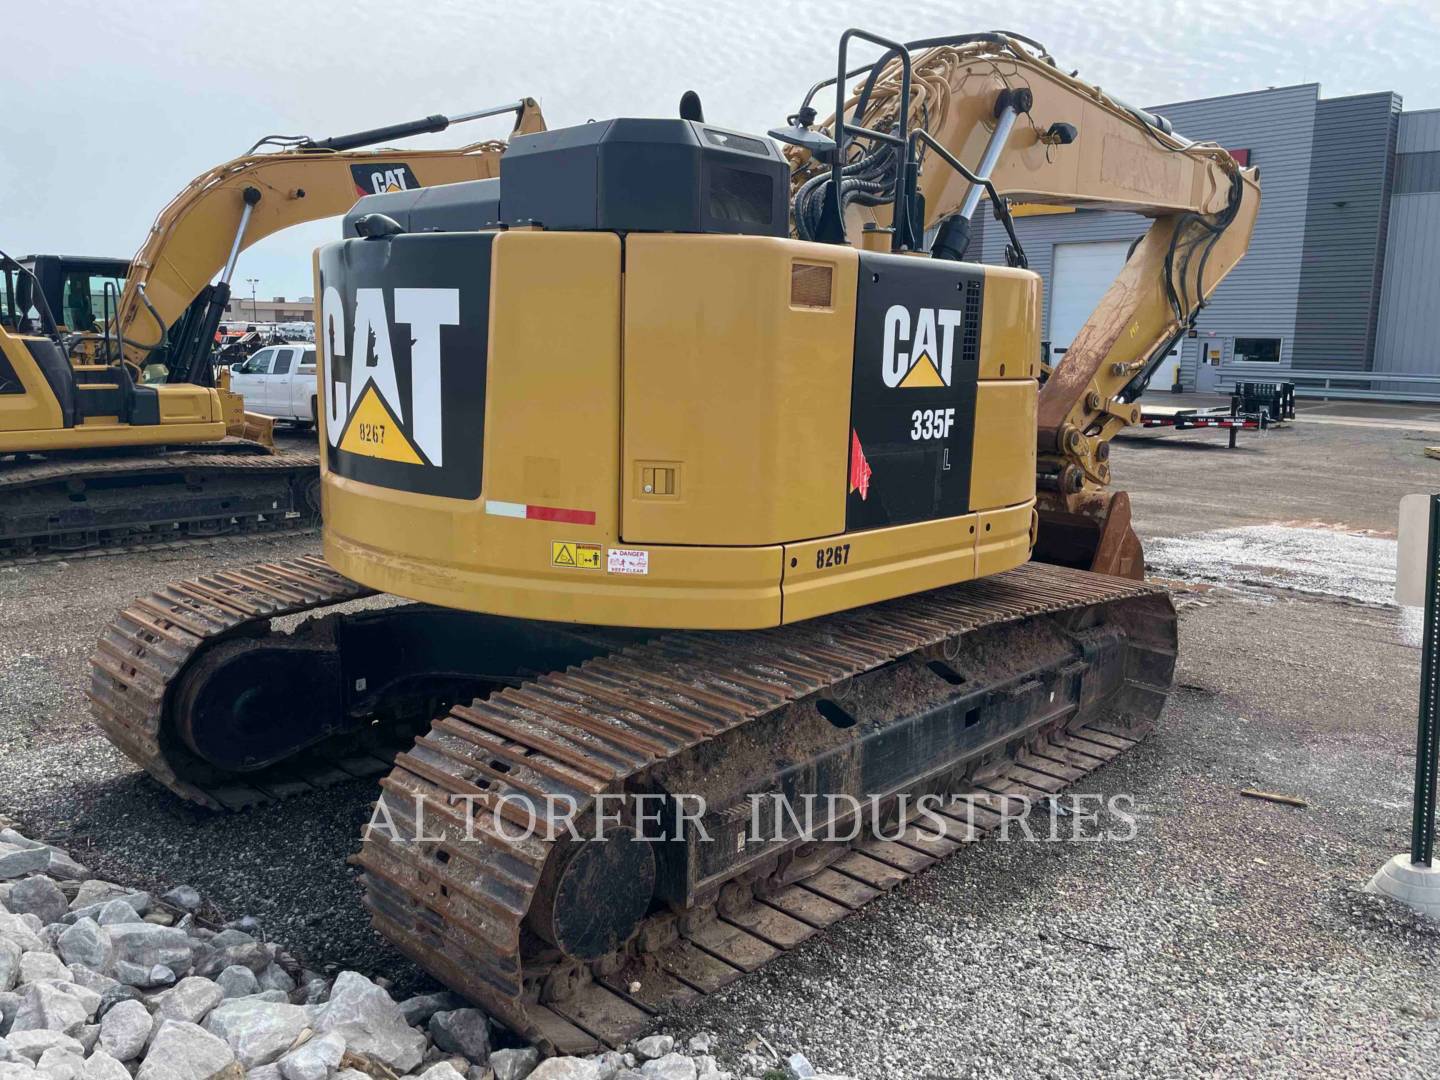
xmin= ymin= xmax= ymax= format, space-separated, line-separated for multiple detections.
xmin=832 ymin=29 xmax=913 ymax=253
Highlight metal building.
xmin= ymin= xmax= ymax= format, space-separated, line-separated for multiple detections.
xmin=970 ymin=84 xmax=1433 ymax=396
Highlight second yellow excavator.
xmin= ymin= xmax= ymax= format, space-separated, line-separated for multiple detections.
xmin=91 ymin=28 xmax=1257 ymax=1053
xmin=1 ymin=100 xmax=543 ymax=559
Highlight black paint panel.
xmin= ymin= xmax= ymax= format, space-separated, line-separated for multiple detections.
xmin=845 ymin=253 xmax=985 ymax=531
xmin=317 ymin=232 xmax=492 ymax=500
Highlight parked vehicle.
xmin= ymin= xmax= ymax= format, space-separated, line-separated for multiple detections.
xmin=228 ymin=342 xmax=317 ymax=426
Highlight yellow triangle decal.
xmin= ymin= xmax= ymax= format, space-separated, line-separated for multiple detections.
xmin=899 ymin=353 xmax=945 ymax=388
xmin=338 ymin=385 xmax=424 ymax=465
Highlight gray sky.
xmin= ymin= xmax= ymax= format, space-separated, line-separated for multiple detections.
xmin=6 ymin=0 xmax=1437 ymax=298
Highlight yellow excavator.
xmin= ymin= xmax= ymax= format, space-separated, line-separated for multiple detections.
xmin=0 ymin=99 xmax=543 ymax=558
xmin=90 ymin=29 xmax=1257 ymax=1053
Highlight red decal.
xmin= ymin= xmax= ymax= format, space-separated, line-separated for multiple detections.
xmin=525 ymin=504 xmax=597 ymax=525
xmin=848 ymin=429 xmax=872 ymax=501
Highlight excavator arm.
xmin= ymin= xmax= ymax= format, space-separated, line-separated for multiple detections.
xmin=780 ymin=32 xmax=1259 ymax=574
xmin=86 ymin=98 xmax=545 ymax=375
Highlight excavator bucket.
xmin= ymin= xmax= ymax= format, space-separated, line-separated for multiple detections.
xmin=1034 ymin=490 xmax=1146 ymax=580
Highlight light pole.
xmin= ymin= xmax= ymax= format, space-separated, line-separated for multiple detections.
xmin=246 ymin=278 xmax=259 ymax=325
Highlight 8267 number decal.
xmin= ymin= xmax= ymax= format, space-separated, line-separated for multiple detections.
xmin=815 ymin=543 xmax=851 ymax=569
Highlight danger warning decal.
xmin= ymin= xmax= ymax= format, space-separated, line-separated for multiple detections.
xmin=845 ymin=252 xmax=984 ymax=531
xmin=350 ymin=163 xmax=421 ymax=197
xmin=317 ymin=232 xmax=492 ymax=500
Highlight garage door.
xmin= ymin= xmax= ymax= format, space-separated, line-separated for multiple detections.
xmin=1048 ymin=240 xmax=1132 ymax=360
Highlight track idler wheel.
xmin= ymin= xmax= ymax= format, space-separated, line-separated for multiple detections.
xmin=527 ymin=825 xmax=656 ymax=962
xmin=170 ymin=636 xmax=344 ymax=772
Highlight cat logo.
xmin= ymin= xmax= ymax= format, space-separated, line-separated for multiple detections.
xmin=350 ymin=163 xmax=422 ymax=197
xmin=321 ymin=285 xmax=459 ymax=468
xmin=881 ymin=304 xmax=964 ymax=389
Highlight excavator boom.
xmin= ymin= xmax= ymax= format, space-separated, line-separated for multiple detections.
xmin=77 ymin=98 xmax=546 ymax=376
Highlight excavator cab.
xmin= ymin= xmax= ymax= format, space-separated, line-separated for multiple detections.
xmin=18 ymin=255 xmax=129 ymax=334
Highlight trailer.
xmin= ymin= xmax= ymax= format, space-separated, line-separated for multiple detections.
xmin=1138 ymin=382 xmax=1295 ymax=448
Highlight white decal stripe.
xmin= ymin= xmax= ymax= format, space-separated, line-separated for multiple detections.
xmin=484 ymin=500 xmax=528 ymax=519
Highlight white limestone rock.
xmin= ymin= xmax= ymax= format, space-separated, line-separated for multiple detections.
xmin=415 ymin=1064 xmax=465 ymax=1080
xmin=0 ymin=941 xmax=20 ymax=994
xmin=34 ymin=1046 xmax=84 ymax=1080
xmin=0 ymin=849 xmax=49 ymax=883
xmin=313 ymin=973 xmax=423 ymax=1074
xmin=98 ymin=999 xmax=150 ymax=1063
xmin=527 ymin=1060 xmax=600 ymax=1080
xmin=93 ymin=905 xmax=141 ymax=931
xmin=136 ymin=1021 xmax=236 ymax=1080
xmin=5 ymin=883 xmax=65 ymax=932
xmin=9 ymin=984 xmax=87 ymax=1036
xmin=106 ymin=926 xmax=192 ymax=977
xmin=213 ymin=970 xmax=259 ymax=1002
xmin=203 ymin=999 xmax=309 ymax=1069
xmin=490 ymin=1047 xmax=540 ymax=1080
xmin=65 ymin=887 xmax=127 ymax=917
xmin=631 ymin=1040 xmax=672 ymax=1064
xmin=80 ymin=1052 xmax=128 ymax=1080
xmin=154 ymin=979 xmax=224 ymax=1027
xmin=56 ymin=923 xmax=112 ymax=976
xmin=3 ymin=1031 xmax=84 ymax=1064
xmin=16 ymin=956 xmax=71 ymax=988
xmin=276 ymin=1031 xmax=344 ymax=1080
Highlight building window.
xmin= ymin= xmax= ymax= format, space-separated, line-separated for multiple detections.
xmin=1234 ymin=337 xmax=1281 ymax=363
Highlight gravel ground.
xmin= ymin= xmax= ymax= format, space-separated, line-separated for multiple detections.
xmin=1 ymin=413 xmax=1438 ymax=1078
xmin=661 ymin=589 xmax=1440 ymax=1078
xmin=0 ymin=534 xmax=406 ymax=988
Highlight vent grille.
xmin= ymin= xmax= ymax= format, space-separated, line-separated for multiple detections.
xmin=962 ymin=279 xmax=982 ymax=366
xmin=790 ymin=262 xmax=834 ymax=308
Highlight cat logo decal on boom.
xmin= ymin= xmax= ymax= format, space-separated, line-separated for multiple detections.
xmin=350 ymin=163 xmax=422 ymax=197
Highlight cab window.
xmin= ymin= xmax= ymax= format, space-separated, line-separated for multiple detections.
xmin=239 ymin=349 xmax=275 ymax=375
xmin=0 ymin=267 xmax=14 ymax=329
xmin=60 ymin=269 xmax=127 ymax=332
xmin=272 ymin=349 xmax=295 ymax=375
xmin=0 ymin=350 xmax=22 ymax=394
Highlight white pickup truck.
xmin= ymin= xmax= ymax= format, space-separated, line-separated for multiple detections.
xmin=229 ymin=343 xmax=318 ymax=426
